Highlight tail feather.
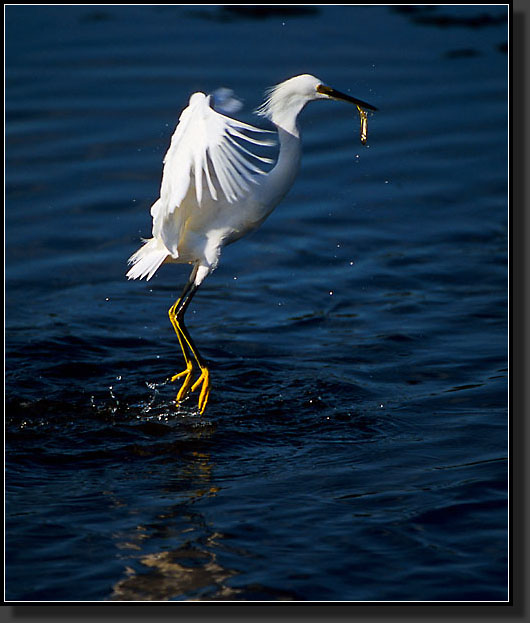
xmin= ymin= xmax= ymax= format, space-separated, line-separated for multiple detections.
xmin=126 ymin=238 xmax=170 ymax=281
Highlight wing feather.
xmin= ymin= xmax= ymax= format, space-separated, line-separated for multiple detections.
xmin=227 ymin=126 xmax=276 ymax=146
xmin=152 ymin=91 xmax=275 ymax=255
xmin=225 ymin=133 xmax=275 ymax=164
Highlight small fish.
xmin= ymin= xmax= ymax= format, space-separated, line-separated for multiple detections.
xmin=356 ymin=105 xmax=368 ymax=145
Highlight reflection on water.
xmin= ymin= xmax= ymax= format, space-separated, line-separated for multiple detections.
xmin=108 ymin=430 xmax=239 ymax=601
xmin=110 ymin=485 xmax=238 ymax=600
xmin=112 ymin=540 xmax=239 ymax=601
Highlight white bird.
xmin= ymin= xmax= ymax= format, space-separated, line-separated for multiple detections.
xmin=127 ymin=74 xmax=377 ymax=414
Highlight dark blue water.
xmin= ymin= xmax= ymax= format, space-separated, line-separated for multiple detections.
xmin=6 ymin=5 xmax=508 ymax=602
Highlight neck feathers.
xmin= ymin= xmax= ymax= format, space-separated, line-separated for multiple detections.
xmin=256 ymin=84 xmax=307 ymax=136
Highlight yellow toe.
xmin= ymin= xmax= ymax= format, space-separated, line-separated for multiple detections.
xmin=191 ymin=367 xmax=211 ymax=413
xmin=171 ymin=361 xmax=194 ymax=402
xmin=171 ymin=361 xmax=193 ymax=383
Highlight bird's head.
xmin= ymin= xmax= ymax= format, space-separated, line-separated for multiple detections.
xmin=256 ymin=74 xmax=377 ymax=133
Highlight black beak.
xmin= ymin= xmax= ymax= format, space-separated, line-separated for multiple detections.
xmin=317 ymin=84 xmax=378 ymax=111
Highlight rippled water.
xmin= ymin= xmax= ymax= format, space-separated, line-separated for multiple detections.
xmin=6 ymin=5 xmax=508 ymax=602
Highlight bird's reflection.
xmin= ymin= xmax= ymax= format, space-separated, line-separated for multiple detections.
xmin=111 ymin=532 xmax=239 ymax=601
xmin=107 ymin=431 xmax=241 ymax=601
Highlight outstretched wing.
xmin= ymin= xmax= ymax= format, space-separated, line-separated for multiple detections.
xmin=151 ymin=92 xmax=275 ymax=256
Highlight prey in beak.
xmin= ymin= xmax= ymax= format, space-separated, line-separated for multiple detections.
xmin=317 ymin=84 xmax=377 ymax=145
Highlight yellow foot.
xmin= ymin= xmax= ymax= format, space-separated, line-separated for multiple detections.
xmin=171 ymin=361 xmax=194 ymax=402
xmin=191 ymin=367 xmax=210 ymax=414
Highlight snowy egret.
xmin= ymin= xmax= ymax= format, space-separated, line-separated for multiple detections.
xmin=127 ymin=74 xmax=377 ymax=413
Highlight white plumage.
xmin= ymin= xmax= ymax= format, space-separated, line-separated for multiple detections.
xmin=127 ymin=90 xmax=276 ymax=283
